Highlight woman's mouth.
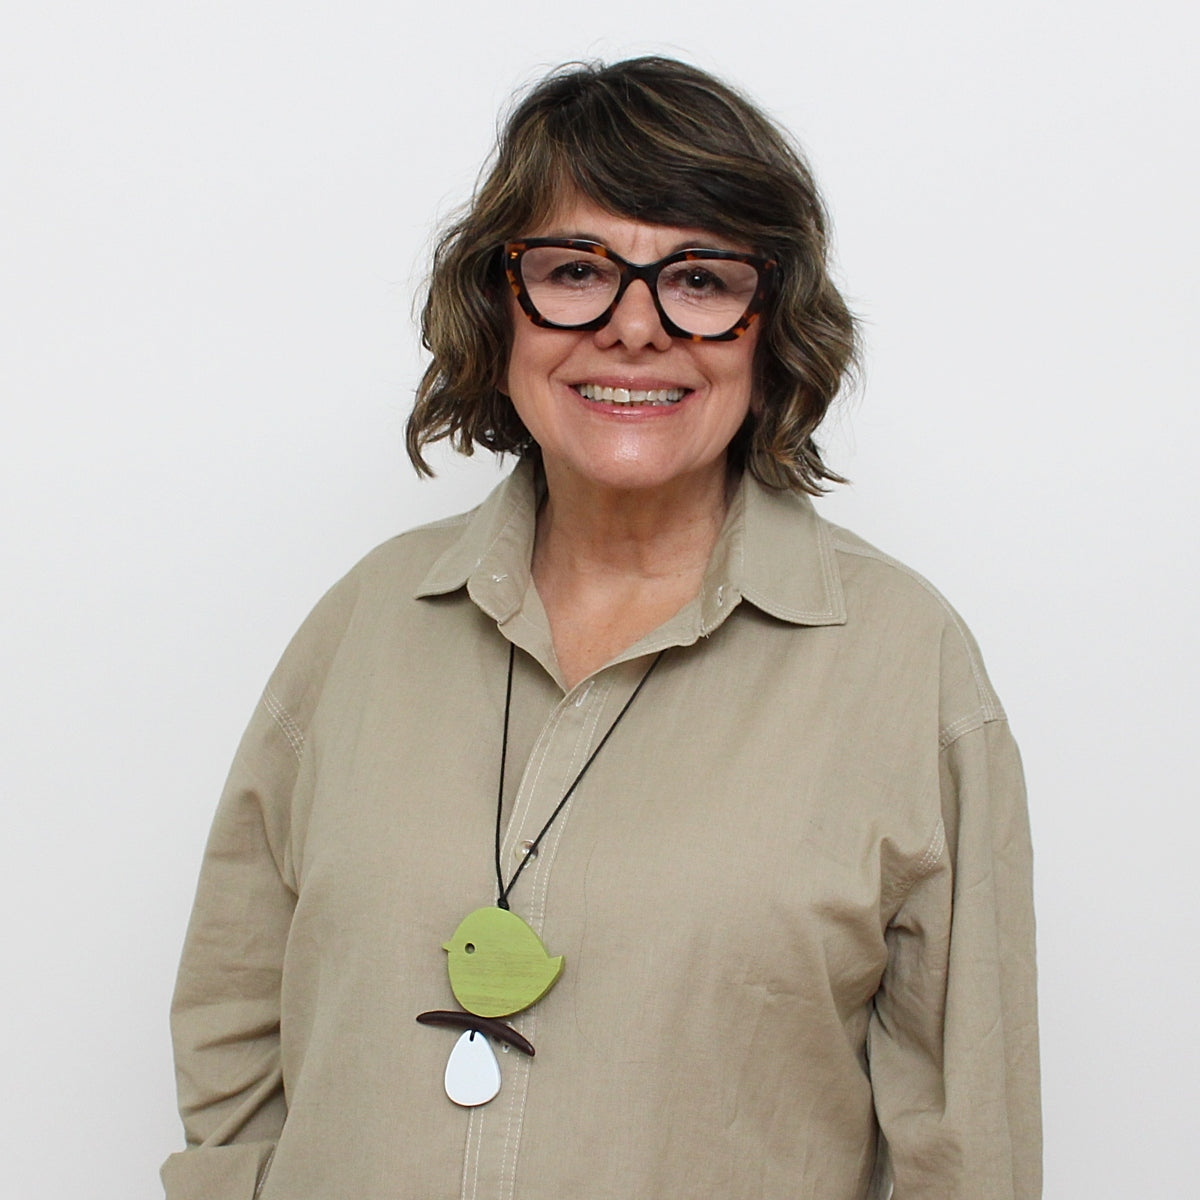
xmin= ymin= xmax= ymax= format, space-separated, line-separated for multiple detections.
xmin=575 ymin=383 xmax=688 ymax=406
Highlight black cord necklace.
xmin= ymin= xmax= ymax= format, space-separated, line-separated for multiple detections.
xmin=417 ymin=641 xmax=666 ymax=1107
xmin=493 ymin=641 xmax=666 ymax=910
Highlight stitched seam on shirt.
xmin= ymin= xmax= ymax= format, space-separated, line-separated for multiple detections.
xmin=493 ymin=1044 xmax=528 ymax=1200
xmin=940 ymin=712 xmax=1011 ymax=754
xmin=262 ymin=685 xmax=304 ymax=762
xmin=458 ymin=509 xmax=532 ymax=619
xmin=739 ymin=596 xmax=837 ymax=622
xmin=915 ymin=818 xmax=947 ymax=879
xmin=525 ymin=690 xmax=608 ymax=923
xmin=493 ymin=681 xmax=608 ymax=1200
xmin=503 ymin=674 xmax=610 ymax=887
xmin=461 ymin=1107 xmax=483 ymax=1200
xmin=505 ymin=698 xmax=578 ymax=865
xmin=417 ymin=491 xmax=524 ymax=597
xmin=509 ymin=610 xmax=564 ymax=689
xmin=739 ymin=512 xmax=846 ymax=623
xmin=469 ymin=485 xmax=535 ymax=590
xmin=831 ymin=535 xmax=1006 ymax=721
xmin=530 ymin=703 xmax=606 ymax=902
xmin=815 ymin=516 xmax=841 ymax=615
xmin=938 ymin=708 xmax=988 ymax=748
xmin=498 ymin=1038 xmax=526 ymax=1200
xmin=506 ymin=689 xmax=608 ymax=1195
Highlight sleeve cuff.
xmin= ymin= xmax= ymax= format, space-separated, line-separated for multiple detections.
xmin=161 ymin=1141 xmax=276 ymax=1200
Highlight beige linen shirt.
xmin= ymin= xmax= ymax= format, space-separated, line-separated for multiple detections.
xmin=164 ymin=462 xmax=1040 ymax=1199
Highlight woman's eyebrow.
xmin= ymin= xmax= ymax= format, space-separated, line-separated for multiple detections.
xmin=535 ymin=228 xmax=604 ymax=242
xmin=537 ymin=231 xmax=742 ymax=255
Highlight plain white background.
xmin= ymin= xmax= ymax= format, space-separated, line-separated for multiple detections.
xmin=3 ymin=2 xmax=1197 ymax=1196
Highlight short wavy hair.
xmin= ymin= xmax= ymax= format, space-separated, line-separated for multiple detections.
xmin=407 ymin=56 xmax=858 ymax=494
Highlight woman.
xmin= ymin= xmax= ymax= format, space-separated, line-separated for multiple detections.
xmin=164 ymin=58 xmax=1040 ymax=1199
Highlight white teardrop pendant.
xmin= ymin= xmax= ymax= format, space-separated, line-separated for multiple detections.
xmin=444 ymin=1029 xmax=502 ymax=1107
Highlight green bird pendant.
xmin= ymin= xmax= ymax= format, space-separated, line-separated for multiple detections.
xmin=443 ymin=906 xmax=564 ymax=1019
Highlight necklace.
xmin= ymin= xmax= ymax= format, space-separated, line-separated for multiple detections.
xmin=417 ymin=642 xmax=666 ymax=1106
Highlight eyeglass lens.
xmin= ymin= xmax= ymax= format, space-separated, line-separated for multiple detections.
xmin=518 ymin=246 xmax=761 ymax=338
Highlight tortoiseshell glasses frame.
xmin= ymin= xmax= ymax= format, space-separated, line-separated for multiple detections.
xmin=503 ymin=239 xmax=778 ymax=342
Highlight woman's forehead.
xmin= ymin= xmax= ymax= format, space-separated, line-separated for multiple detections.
xmin=524 ymin=192 xmax=750 ymax=258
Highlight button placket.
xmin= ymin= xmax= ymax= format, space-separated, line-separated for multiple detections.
xmin=499 ymin=678 xmax=608 ymax=904
xmin=462 ymin=675 xmax=610 ymax=1200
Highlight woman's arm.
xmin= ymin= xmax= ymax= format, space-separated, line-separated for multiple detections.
xmin=161 ymin=689 xmax=301 ymax=1199
xmin=161 ymin=567 xmax=359 ymax=1197
xmin=868 ymin=717 xmax=1041 ymax=1198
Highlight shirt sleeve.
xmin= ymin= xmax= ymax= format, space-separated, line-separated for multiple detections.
xmin=161 ymin=690 xmax=301 ymax=1200
xmin=867 ymin=717 xmax=1042 ymax=1198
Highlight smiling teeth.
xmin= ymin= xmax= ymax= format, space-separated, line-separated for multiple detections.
xmin=578 ymin=384 xmax=686 ymax=405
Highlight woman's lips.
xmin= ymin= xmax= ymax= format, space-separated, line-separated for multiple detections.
xmin=574 ymin=383 xmax=688 ymax=406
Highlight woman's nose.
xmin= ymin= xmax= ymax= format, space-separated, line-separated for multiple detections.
xmin=593 ymin=280 xmax=673 ymax=352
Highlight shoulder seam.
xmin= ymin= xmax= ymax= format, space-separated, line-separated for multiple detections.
xmin=915 ymin=817 xmax=947 ymax=879
xmin=262 ymin=684 xmax=305 ymax=762
xmin=885 ymin=815 xmax=948 ymax=906
xmin=831 ymin=532 xmax=1005 ymax=725
xmin=939 ymin=709 xmax=1009 ymax=751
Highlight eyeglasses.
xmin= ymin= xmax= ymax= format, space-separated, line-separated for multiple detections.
xmin=503 ymin=239 xmax=777 ymax=342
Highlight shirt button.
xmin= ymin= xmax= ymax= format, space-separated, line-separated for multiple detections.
xmin=513 ymin=839 xmax=538 ymax=861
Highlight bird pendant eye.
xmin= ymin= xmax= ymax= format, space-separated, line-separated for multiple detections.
xmin=465 ymin=943 xmax=476 ymax=954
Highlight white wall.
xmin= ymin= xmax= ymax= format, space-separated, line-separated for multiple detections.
xmin=4 ymin=2 xmax=1196 ymax=1195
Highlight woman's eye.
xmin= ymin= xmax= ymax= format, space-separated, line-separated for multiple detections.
xmin=549 ymin=261 xmax=601 ymax=286
xmin=664 ymin=266 xmax=727 ymax=295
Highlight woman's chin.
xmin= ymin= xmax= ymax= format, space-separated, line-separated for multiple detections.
xmin=539 ymin=443 xmax=731 ymax=502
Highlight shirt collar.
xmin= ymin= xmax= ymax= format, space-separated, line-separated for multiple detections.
xmin=414 ymin=458 xmax=540 ymax=624
xmin=414 ymin=458 xmax=846 ymax=631
xmin=708 ymin=469 xmax=847 ymax=629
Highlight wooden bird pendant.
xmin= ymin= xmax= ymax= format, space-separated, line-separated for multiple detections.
xmin=442 ymin=906 xmax=564 ymax=1018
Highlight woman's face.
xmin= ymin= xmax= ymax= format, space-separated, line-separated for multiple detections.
xmin=504 ymin=194 xmax=760 ymax=500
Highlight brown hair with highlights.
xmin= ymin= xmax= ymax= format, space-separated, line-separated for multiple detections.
xmin=406 ymin=56 xmax=858 ymax=494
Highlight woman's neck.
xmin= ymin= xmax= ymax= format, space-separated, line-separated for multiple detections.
xmin=531 ymin=459 xmax=732 ymax=689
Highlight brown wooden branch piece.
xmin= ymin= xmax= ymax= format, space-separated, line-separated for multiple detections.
xmin=415 ymin=1009 xmax=536 ymax=1056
